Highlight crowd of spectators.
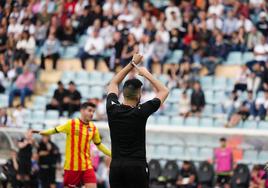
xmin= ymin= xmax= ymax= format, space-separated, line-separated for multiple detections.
xmin=0 ymin=0 xmax=267 ymax=127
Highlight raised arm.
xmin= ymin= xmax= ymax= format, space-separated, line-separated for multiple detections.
xmin=33 ymin=120 xmax=71 ymax=136
xmin=92 ymin=126 xmax=111 ymax=157
xmin=107 ymin=53 xmax=143 ymax=95
xmin=134 ymin=66 xmax=169 ymax=104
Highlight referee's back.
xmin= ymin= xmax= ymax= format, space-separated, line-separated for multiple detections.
xmin=106 ymin=93 xmax=161 ymax=161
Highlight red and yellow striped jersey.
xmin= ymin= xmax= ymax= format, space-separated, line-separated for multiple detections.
xmin=54 ymin=118 xmax=101 ymax=171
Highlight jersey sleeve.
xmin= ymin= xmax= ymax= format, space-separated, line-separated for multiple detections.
xmin=106 ymin=93 xmax=120 ymax=114
xmin=140 ymin=98 xmax=161 ymax=117
xmin=54 ymin=120 xmax=71 ymax=134
xmin=92 ymin=126 xmax=102 ymax=145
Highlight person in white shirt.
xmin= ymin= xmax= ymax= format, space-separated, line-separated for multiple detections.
xmin=253 ymin=36 xmax=268 ymax=62
xmin=129 ymin=19 xmax=144 ymax=41
xmin=102 ymin=0 xmax=122 ymax=16
xmin=206 ymin=13 xmax=223 ymax=31
xmin=208 ymin=0 xmax=224 ymax=17
xmin=156 ymin=24 xmax=170 ymax=43
xmin=222 ymin=10 xmax=239 ymax=36
xmin=237 ymin=14 xmax=253 ymax=33
xmin=165 ymin=2 xmax=182 ymax=31
xmin=139 ymin=34 xmax=152 ymax=68
xmin=7 ymin=17 xmax=23 ymax=39
xmin=100 ymin=20 xmax=116 ymax=47
xmin=14 ymin=31 xmax=36 ymax=65
xmin=118 ymin=6 xmax=134 ymax=23
xmin=74 ymin=0 xmax=88 ymax=16
xmin=250 ymin=90 xmax=268 ymax=120
xmin=78 ymin=29 xmax=105 ymax=69
xmin=179 ymin=91 xmax=191 ymax=117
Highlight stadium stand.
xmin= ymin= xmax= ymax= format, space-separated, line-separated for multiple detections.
xmin=1 ymin=0 xmax=268 ymax=187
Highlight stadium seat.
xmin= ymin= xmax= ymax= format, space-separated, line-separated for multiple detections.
xmin=89 ymin=86 xmax=104 ymax=99
xmin=226 ymin=78 xmax=235 ymax=91
xmin=31 ymin=110 xmax=45 ymax=123
xmin=160 ymin=160 xmax=179 ymax=183
xmin=75 ymin=71 xmax=89 ymax=85
xmin=23 ymin=109 xmax=32 ymax=124
xmin=62 ymin=46 xmax=79 ymax=59
xmin=230 ymin=164 xmax=250 ymax=188
xmin=148 ymin=159 xmax=162 ymax=182
xmin=31 ymin=96 xmax=47 ymax=110
xmin=170 ymin=116 xmax=184 ymax=126
xmin=157 ymin=75 xmax=169 ymax=85
xmin=78 ymin=35 xmax=88 ymax=47
xmin=163 ymin=103 xmax=179 ymax=116
xmin=154 ymin=145 xmax=170 ymax=159
xmin=243 ymin=150 xmax=258 ymax=164
xmin=204 ymin=91 xmax=214 ymax=104
xmin=169 ymin=147 xmax=184 ymax=160
xmin=213 ymin=77 xmax=227 ymax=91
xmin=243 ymin=120 xmax=257 ymax=129
xmin=31 ymin=123 xmax=44 ymax=130
xmin=165 ymin=50 xmax=183 ymax=64
xmin=258 ymin=121 xmax=268 ymax=129
xmin=199 ymin=148 xmax=213 ymax=161
xmin=61 ymin=71 xmax=76 ymax=85
xmin=0 ymin=94 xmax=8 ymax=107
xmin=202 ymin=105 xmax=213 ymax=117
xmin=45 ymin=84 xmax=58 ymax=98
xmin=102 ymin=72 xmax=114 ymax=85
xmin=200 ymin=117 xmax=214 ymax=127
xmin=88 ymin=71 xmax=103 ymax=86
xmin=242 ymin=52 xmax=254 ymax=64
xmin=225 ymin=52 xmax=243 ymax=65
xmin=46 ymin=110 xmax=59 ymax=120
xmin=155 ymin=116 xmax=170 ymax=125
xmin=77 ymin=85 xmax=90 ymax=98
xmin=184 ymin=117 xmax=199 ymax=127
xmin=166 ymin=88 xmax=181 ymax=103
xmin=198 ymin=161 xmax=215 ymax=188
xmin=213 ymin=92 xmax=226 ymax=105
xmin=184 ymin=147 xmax=199 ymax=161
xmin=200 ymin=76 xmax=213 ymax=90
xmin=258 ymin=151 xmax=268 ymax=164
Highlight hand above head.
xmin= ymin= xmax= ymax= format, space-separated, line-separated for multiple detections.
xmin=136 ymin=67 xmax=150 ymax=77
xmin=131 ymin=53 xmax=143 ymax=65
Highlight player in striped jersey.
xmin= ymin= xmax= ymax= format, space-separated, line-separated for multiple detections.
xmin=33 ymin=102 xmax=111 ymax=188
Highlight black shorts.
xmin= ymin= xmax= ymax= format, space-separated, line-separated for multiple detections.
xmin=216 ymin=174 xmax=231 ymax=185
xmin=39 ymin=166 xmax=56 ymax=186
xmin=109 ymin=159 xmax=149 ymax=188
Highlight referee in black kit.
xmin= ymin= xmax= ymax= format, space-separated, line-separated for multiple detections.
xmin=106 ymin=53 xmax=169 ymax=188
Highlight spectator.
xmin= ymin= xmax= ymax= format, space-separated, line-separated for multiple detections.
xmin=130 ymin=19 xmax=144 ymax=41
xmin=237 ymin=13 xmax=253 ymax=33
xmin=176 ymin=161 xmax=197 ymax=188
xmin=234 ymin=65 xmax=249 ymax=92
xmin=165 ymin=1 xmax=182 ymax=31
xmin=250 ymin=165 xmax=265 ymax=188
xmin=250 ymin=36 xmax=268 ymax=66
xmin=8 ymin=66 xmax=35 ymax=107
xmin=17 ymin=130 xmax=33 ymax=188
xmin=179 ymin=90 xmax=191 ymax=118
xmin=96 ymin=156 xmax=111 ymax=188
xmin=0 ymin=70 xmax=5 ymax=93
xmin=46 ymin=81 xmax=69 ymax=116
xmin=76 ymin=5 xmax=91 ymax=35
xmin=120 ymin=33 xmax=138 ymax=67
xmin=0 ymin=27 xmax=7 ymax=55
xmin=0 ymin=108 xmax=12 ymax=127
xmin=191 ymin=82 xmax=205 ymax=116
xmin=206 ymin=14 xmax=223 ymax=31
xmin=138 ymin=34 xmax=152 ymax=69
xmin=222 ymin=10 xmax=239 ymax=37
xmin=2 ymin=149 xmax=19 ymax=188
xmin=147 ymin=34 xmax=169 ymax=72
xmin=64 ymin=81 xmax=82 ymax=117
xmin=208 ymin=0 xmax=224 ymax=17
xmin=34 ymin=19 xmax=48 ymax=46
xmin=214 ymin=138 xmax=233 ymax=188
xmin=12 ymin=104 xmax=26 ymax=128
xmin=14 ymin=30 xmax=36 ymax=65
xmin=38 ymin=135 xmax=59 ymax=188
xmin=222 ymin=90 xmax=241 ymax=120
xmin=78 ymin=29 xmax=105 ymax=70
xmin=256 ymin=12 xmax=268 ymax=37
xmin=109 ymin=31 xmax=124 ymax=70
xmin=247 ymin=26 xmax=263 ymax=51
xmin=250 ymin=90 xmax=268 ymax=120
xmin=262 ymin=61 xmax=268 ymax=91
xmin=40 ymin=33 xmax=61 ymax=70
xmin=57 ymin=18 xmax=76 ymax=47
xmin=247 ymin=62 xmax=263 ymax=94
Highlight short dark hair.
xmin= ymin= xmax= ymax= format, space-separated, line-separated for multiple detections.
xmin=220 ymin=137 xmax=226 ymax=142
xmin=123 ymin=79 xmax=143 ymax=100
xmin=80 ymin=102 xmax=96 ymax=110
